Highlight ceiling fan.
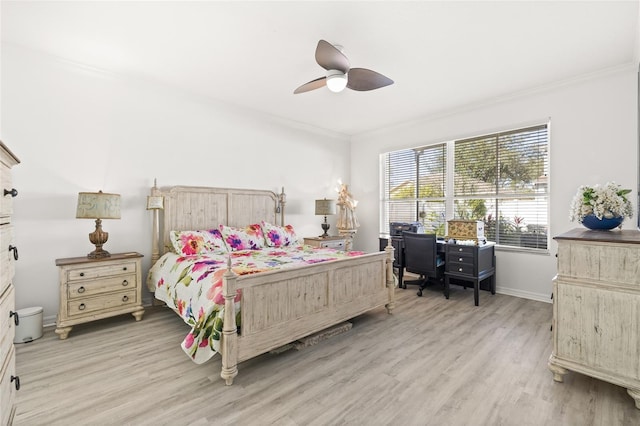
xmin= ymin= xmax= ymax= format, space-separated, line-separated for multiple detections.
xmin=294 ymin=40 xmax=394 ymax=94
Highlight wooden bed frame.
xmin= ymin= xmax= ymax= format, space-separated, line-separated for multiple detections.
xmin=148 ymin=183 xmax=396 ymax=385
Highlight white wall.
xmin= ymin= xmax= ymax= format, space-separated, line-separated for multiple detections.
xmin=351 ymin=67 xmax=638 ymax=302
xmin=2 ymin=45 xmax=350 ymax=324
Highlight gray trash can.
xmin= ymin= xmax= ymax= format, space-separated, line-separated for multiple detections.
xmin=13 ymin=306 xmax=43 ymax=343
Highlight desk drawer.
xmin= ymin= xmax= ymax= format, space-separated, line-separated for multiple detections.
xmin=446 ymin=262 xmax=474 ymax=276
xmin=446 ymin=245 xmax=475 ymax=256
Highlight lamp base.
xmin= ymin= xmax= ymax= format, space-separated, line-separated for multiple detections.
xmin=320 ymin=222 xmax=330 ymax=238
xmin=87 ymin=218 xmax=111 ymax=259
xmin=87 ymin=248 xmax=111 ymax=259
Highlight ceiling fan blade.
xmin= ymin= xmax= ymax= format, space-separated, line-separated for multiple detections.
xmin=315 ymin=40 xmax=350 ymax=74
xmin=347 ymin=68 xmax=394 ymax=91
xmin=294 ymin=76 xmax=327 ymax=94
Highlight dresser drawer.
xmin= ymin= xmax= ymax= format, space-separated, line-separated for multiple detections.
xmin=66 ymin=260 xmax=138 ymax=282
xmin=0 ymin=285 xmax=15 ymax=366
xmin=0 ymin=226 xmax=15 ymax=295
xmin=0 ymin=345 xmax=17 ymax=426
xmin=0 ymin=164 xmax=15 ymax=218
xmin=67 ymin=289 xmax=138 ymax=316
xmin=68 ymin=274 xmax=138 ymax=299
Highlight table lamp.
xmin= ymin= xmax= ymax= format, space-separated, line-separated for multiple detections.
xmin=315 ymin=198 xmax=336 ymax=238
xmin=76 ymin=190 xmax=121 ymax=258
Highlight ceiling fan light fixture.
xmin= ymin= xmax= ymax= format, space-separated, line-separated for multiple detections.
xmin=326 ymin=69 xmax=347 ymax=93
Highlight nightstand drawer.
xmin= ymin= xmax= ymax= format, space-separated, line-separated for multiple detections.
xmin=319 ymin=240 xmax=345 ymax=249
xmin=68 ymin=274 xmax=138 ymax=299
xmin=67 ymin=260 xmax=138 ymax=281
xmin=67 ymin=289 xmax=138 ymax=316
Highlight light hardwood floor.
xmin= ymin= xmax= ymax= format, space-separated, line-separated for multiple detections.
xmin=14 ymin=285 xmax=640 ymax=426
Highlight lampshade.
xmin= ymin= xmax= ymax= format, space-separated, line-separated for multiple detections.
xmin=76 ymin=191 xmax=121 ymax=219
xmin=146 ymin=195 xmax=164 ymax=210
xmin=326 ymin=70 xmax=347 ymax=93
xmin=315 ymin=199 xmax=336 ymax=216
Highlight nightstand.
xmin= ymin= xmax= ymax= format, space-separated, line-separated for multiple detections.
xmin=55 ymin=252 xmax=145 ymax=339
xmin=303 ymin=236 xmax=346 ymax=250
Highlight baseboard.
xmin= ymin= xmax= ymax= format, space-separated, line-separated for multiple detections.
xmin=495 ymin=286 xmax=552 ymax=303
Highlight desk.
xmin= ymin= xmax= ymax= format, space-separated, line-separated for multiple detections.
xmin=379 ymin=237 xmax=496 ymax=306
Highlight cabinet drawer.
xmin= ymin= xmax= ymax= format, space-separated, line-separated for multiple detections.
xmin=0 ymin=346 xmax=17 ymax=426
xmin=68 ymin=274 xmax=138 ymax=299
xmin=446 ymin=262 xmax=474 ymax=276
xmin=67 ymin=261 xmax=138 ymax=282
xmin=0 ymin=285 xmax=15 ymax=365
xmin=67 ymin=290 xmax=138 ymax=316
xmin=0 ymin=164 xmax=15 ymax=217
xmin=446 ymin=244 xmax=475 ymax=256
xmin=448 ymin=252 xmax=474 ymax=265
xmin=0 ymin=226 xmax=15 ymax=295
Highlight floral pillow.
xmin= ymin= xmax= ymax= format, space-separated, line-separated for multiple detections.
xmin=220 ymin=224 xmax=265 ymax=251
xmin=261 ymin=222 xmax=299 ymax=247
xmin=170 ymin=229 xmax=228 ymax=256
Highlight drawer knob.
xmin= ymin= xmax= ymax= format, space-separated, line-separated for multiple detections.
xmin=79 ymin=272 xmax=85 ymax=277
xmin=458 ymin=248 xmax=463 ymax=252
xmin=122 ymin=267 xmax=127 ymax=271
xmin=9 ymin=310 xmax=19 ymax=326
xmin=11 ymin=375 xmax=20 ymax=391
xmin=8 ymin=245 xmax=18 ymax=261
xmin=4 ymin=188 xmax=18 ymax=198
xmin=78 ymin=286 xmax=86 ymax=294
xmin=458 ymin=267 xmax=463 ymax=272
xmin=459 ymin=257 xmax=463 ymax=262
xmin=122 ymin=280 xmax=129 ymax=286
xmin=78 ymin=303 xmax=86 ymax=311
xmin=122 ymin=295 xmax=129 ymax=302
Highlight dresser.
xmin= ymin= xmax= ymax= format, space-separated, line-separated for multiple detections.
xmin=444 ymin=242 xmax=496 ymax=306
xmin=549 ymin=229 xmax=640 ymax=409
xmin=55 ymin=252 xmax=145 ymax=339
xmin=303 ymin=236 xmax=346 ymax=250
xmin=0 ymin=141 xmax=20 ymax=426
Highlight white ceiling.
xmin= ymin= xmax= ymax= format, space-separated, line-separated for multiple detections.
xmin=2 ymin=1 xmax=639 ymax=136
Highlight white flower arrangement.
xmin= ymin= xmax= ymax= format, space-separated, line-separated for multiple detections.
xmin=569 ymin=181 xmax=633 ymax=223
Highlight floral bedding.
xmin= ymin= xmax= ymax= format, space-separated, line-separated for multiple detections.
xmin=147 ymin=245 xmax=364 ymax=364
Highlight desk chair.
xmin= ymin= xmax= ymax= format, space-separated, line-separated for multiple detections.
xmin=402 ymin=231 xmax=445 ymax=297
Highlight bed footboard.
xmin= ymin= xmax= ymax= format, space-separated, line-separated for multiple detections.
xmin=220 ymin=247 xmax=395 ymax=385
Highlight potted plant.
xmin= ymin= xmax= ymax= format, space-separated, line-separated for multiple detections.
xmin=569 ymin=181 xmax=633 ymax=230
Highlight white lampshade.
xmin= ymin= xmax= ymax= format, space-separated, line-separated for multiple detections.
xmin=326 ymin=70 xmax=347 ymax=93
xmin=76 ymin=191 xmax=121 ymax=219
xmin=315 ymin=199 xmax=336 ymax=216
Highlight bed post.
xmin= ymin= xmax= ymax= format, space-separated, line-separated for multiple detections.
xmin=149 ymin=179 xmax=162 ymax=265
xmin=384 ymin=244 xmax=395 ymax=314
xmin=278 ymin=187 xmax=286 ymax=226
xmin=220 ymin=256 xmax=239 ymax=385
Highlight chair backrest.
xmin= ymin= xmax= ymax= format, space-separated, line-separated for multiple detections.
xmin=402 ymin=231 xmax=439 ymax=278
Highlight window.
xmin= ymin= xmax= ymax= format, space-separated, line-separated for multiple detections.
xmin=380 ymin=123 xmax=549 ymax=250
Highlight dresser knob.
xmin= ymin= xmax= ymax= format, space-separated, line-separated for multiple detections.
xmin=122 ymin=295 xmax=129 ymax=302
xmin=8 ymin=245 xmax=18 ymax=261
xmin=11 ymin=375 xmax=20 ymax=391
xmin=78 ymin=303 xmax=86 ymax=311
xmin=78 ymin=286 xmax=86 ymax=294
xmin=9 ymin=310 xmax=19 ymax=326
xmin=79 ymin=272 xmax=85 ymax=277
xmin=122 ymin=280 xmax=129 ymax=286
xmin=122 ymin=267 xmax=127 ymax=271
xmin=4 ymin=188 xmax=18 ymax=197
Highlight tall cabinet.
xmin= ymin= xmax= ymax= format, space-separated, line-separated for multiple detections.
xmin=549 ymin=228 xmax=640 ymax=409
xmin=0 ymin=141 xmax=20 ymax=425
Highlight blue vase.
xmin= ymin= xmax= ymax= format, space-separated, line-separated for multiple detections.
xmin=581 ymin=214 xmax=623 ymax=230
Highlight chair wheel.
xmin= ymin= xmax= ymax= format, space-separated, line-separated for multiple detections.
xmin=417 ymin=290 xmax=423 ymax=297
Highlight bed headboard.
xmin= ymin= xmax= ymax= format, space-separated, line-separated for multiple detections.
xmin=149 ymin=183 xmax=286 ymax=263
